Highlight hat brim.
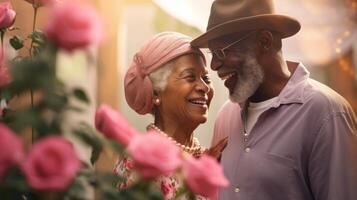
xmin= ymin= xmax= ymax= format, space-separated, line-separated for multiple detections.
xmin=191 ymin=14 xmax=301 ymax=48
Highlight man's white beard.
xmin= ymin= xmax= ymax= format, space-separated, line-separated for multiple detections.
xmin=229 ymin=52 xmax=264 ymax=103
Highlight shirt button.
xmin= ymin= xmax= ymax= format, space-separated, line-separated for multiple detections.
xmin=234 ymin=187 xmax=240 ymax=193
xmin=244 ymin=147 xmax=251 ymax=153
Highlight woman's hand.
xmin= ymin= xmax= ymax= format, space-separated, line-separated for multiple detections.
xmin=205 ymin=137 xmax=228 ymax=161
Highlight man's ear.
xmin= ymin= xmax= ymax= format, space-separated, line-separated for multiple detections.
xmin=257 ymin=30 xmax=273 ymax=52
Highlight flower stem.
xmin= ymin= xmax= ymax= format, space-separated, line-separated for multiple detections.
xmin=30 ymin=5 xmax=38 ymax=143
xmin=29 ymin=6 xmax=38 ymax=57
xmin=31 ymin=90 xmax=35 ymax=142
xmin=0 ymin=30 xmax=5 ymax=65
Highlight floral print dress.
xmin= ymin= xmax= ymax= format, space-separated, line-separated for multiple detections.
xmin=113 ymin=157 xmax=208 ymax=200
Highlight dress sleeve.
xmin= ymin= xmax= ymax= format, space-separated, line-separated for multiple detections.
xmin=113 ymin=157 xmax=136 ymax=189
xmin=308 ymin=112 xmax=357 ymax=200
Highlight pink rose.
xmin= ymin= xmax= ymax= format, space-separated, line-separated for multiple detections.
xmin=183 ymin=154 xmax=229 ymax=200
xmin=23 ymin=0 xmax=58 ymax=7
xmin=22 ymin=136 xmax=82 ymax=191
xmin=0 ymin=2 xmax=16 ymax=30
xmin=127 ymin=132 xmax=182 ymax=179
xmin=95 ymin=104 xmax=138 ymax=146
xmin=0 ymin=123 xmax=25 ymax=182
xmin=45 ymin=1 xmax=104 ymax=51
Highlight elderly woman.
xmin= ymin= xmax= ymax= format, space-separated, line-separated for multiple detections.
xmin=113 ymin=32 xmax=227 ymax=199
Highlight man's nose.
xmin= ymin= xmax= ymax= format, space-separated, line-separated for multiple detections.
xmin=210 ymin=56 xmax=223 ymax=71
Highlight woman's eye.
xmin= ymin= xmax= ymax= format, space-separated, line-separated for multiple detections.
xmin=203 ymin=75 xmax=211 ymax=84
xmin=184 ymin=75 xmax=196 ymax=82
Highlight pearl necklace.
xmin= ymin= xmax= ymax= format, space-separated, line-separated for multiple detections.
xmin=147 ymin=123 xmax=204 ymax=156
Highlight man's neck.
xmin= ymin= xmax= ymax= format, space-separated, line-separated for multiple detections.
xmin=250 ymin=59 xmax=292 ymax=103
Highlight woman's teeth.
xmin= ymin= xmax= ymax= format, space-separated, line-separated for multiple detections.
xmin=189 ymin=100 xmax=206 ymax=105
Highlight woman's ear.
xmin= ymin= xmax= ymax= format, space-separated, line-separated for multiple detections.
xmin=153 ymin=98 xmax=161 ymax=105
xmin=153 ymin=91 xmax=161 ymax=106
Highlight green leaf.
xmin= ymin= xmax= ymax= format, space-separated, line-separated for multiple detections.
xmin=0 ymin=167 xmax=31 ymax=200
xmin=9 ymin=35 xmax=24 ymax=50
xmin=118 ymin=181 xmax=164 ymax=200
xmin=28 ymin=30 xmax=47 ymax=56
xmin=102 ymin=191 xmax=120 ymax=200
xmin=175 ymin=186 xmax=189 ymax=199
xmin=90 ymin=144 xmax=102 ymax=165
xmin=44 ymin=92 xmax=69 ymax=112
xmin=28 ymin=30 xmax=46 ymax=46
xmin=72 ymin=88 xmax=90 ymax=104
xmin=187 ymin=192 xmax=196 ymax=200
xmin=98 ymin=172 xmax=122 ymax=185
xmin=61 ymin=177 xmax=87 ymax=200
xmin=32 ymin=45 xmax=41 ymax=56
xmin=9 ymin=106 xmax=40 ymax=133
xmin=74 ymin=128 xmax=103 ymax=165
xmin=78 ymin=168 xmax=94 ymax=178
xmin=107 ymin=140 xmax=125 ymax=154
xmin=66 ymin=105 xmax=85 ymax=112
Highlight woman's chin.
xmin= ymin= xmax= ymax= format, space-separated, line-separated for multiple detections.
xmin=191 ymin=114 xmax=208 ymax=124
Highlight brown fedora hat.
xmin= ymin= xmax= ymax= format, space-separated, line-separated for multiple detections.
xmin=191 ymin=0 xmax=301 ymax=48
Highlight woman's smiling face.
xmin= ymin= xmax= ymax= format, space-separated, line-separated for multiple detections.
xmin=158 ymin=54 xmax=214 ymax=125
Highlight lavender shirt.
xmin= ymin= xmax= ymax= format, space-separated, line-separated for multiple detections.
xmin=212 ymin=62 xmax=357 ymax=200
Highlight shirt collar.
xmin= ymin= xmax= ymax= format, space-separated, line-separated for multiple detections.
xmin=273 ymin=61 xmax=309 ymax=107
xmin=239 ymin=61 xmax=310 ymax=112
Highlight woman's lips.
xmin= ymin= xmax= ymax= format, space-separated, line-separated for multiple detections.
xmin=188 ymin=98 xmax=208 ymax=109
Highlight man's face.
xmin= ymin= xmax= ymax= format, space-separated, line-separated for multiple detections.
xmin=208 ymin=33 xmax=264 ymax=103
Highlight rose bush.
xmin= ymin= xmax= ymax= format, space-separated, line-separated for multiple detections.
xmin=0 ymin=1 xmax=110 ymax=199
xmin=96 ymin=105 xmax=230 ymax=199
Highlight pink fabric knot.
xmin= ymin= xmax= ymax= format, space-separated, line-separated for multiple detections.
xmin=133 ymin=54 xmax=146 ymax=78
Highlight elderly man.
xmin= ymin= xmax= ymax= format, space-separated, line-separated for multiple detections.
xmin=191 ymin=0 xmax=357 ymax=200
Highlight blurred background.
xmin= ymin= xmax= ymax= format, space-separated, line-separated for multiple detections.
xmin=6 ymin=0 xmax=357 ymax=173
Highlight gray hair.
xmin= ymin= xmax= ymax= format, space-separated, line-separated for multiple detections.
xmin=148 ymin=61 xmax=174 ymax=93
xmin=148 ymin=61 xmax=174 ymax=116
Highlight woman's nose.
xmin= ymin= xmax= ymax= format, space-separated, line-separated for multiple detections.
xmin=196 ymin=79 xmax=210 ymax=93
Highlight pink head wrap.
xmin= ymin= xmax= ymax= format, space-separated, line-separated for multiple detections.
xmin=124 ymin=32 xmax=206 ymax=115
